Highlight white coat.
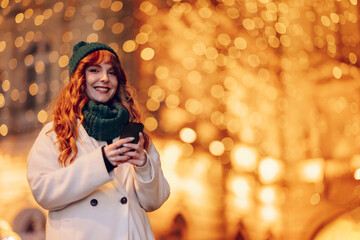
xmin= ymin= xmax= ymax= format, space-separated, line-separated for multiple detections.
xmin=27 ymin=122 xmax=170 ymax=240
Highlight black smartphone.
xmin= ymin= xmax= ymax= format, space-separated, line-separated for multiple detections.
xmin=120 ymin=123 xmax=144 ymax=144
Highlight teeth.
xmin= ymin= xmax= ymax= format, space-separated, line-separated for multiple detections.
xmin=95 ymin=87 xmax=109 ymax=91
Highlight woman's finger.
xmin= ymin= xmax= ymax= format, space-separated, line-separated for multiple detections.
xmin=111 ymin=154 xmax=131 ymax=162
xmin=138 ymin=132 xmax=145 ymax=147
xmin=122 ymin=133 xmax=145 ymax=152
xmin=112 ymin=137 xmax=135 ymax=149
xmin=113 ymin=146 xmax=131 ymax=156
xmin=126 ymin=157 xmax=146 ymax=167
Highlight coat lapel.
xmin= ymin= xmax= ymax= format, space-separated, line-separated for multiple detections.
xmin=78 ymin=123 xmax=100 ymax=153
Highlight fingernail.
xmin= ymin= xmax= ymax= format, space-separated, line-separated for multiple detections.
xmin=123 ymin=144 xmax=128 ymax=147
xmin=129 ymin=137 xmax=134 ymax=140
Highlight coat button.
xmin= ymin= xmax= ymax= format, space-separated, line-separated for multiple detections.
xmin=90 ymin=199 xmax=98 ymax=206
xmin=120 ymin=197 xmax=127 ymax=204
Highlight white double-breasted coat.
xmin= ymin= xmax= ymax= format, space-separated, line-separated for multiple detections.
xmin=27 ymin=122 xmax=170 ymax=240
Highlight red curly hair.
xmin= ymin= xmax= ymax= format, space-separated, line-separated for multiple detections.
xmin=50 ymin=50 xmax=148 ymax=166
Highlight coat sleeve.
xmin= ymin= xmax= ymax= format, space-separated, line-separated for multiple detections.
xmin=27 ymin=123 xmax=113 ymax=211
xmin=131 ymin=141 xmax=170 ymax=212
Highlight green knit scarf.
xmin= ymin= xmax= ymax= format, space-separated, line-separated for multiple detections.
xmin=82 ymin=100 xmax=129 ymax=141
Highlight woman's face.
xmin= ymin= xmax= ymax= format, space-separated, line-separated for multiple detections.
xmin=85 ymin=61 xmax=118 ymax=103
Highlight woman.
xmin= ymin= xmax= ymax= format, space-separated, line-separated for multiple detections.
xmin=27 ymin=41 xmax=170 ymax=240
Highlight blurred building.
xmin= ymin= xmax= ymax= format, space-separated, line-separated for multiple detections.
xmin=1 ymin=0 xmax=360 ymax=240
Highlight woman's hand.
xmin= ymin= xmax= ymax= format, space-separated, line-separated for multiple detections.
xmin=103 ymin=137 xmax=134 ymax=167
xmin=103 ymin=133 xmax=147 ymax=167
xmin=122 ymin=132 xmax=147 ymax=167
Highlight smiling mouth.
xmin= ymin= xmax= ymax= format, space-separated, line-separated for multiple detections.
xmin=94 ymin=87 xmax=110 ymax=93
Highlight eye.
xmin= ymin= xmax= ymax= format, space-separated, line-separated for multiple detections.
xmin=109 ymin=71 xmax=116 ymax=76
xmin=87 ymin=67 xmax=99 ymax=73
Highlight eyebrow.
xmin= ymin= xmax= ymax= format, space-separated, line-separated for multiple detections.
xmin=88 ymin=64 xmax=101 ymax=68
xmin=88 ymin=64 xmax=114 ymax=70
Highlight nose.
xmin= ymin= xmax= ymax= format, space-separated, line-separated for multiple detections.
xmin=100 ymin=72 xmax=109 ymax=82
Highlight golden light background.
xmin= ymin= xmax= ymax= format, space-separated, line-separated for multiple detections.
xmin=1 ymin=0 xmax=360 ymax=239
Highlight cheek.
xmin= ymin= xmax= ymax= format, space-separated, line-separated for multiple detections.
xmin=85 ymin=73 xmax=96 ymax=86
xmin=111 ymin=78 xmax=118 ymax=89
xmin=85 ymin=79 xmax=91 ymax=92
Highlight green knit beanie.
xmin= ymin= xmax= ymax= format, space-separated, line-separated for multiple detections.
xmin=68 ymin=41 xmax=119 ymax=77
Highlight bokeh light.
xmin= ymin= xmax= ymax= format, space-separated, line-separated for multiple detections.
xmin=231 ymin=145 xmax=257 ymax=172
xmin=258 ymin=157 xmax=282 ymax=184
xmin=179 ymin=127 xmax=197 ymax=143
xmin=1 ymin=1 xmax=360 ymax=239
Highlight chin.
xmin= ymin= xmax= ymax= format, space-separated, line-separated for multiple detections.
xmin=91 ymin=95 xmax=115 ymax=104
xmin=95 ymin=99 xmax=111 ymax=103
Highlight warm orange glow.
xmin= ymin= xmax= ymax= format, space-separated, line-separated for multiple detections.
xmin=209 ymin=141 xmax=225 ymax=156
xmin=112 ymin=23 xmax=124 ymax=34
xmin=1 ymin=1 xmax=360 ymax=239
xmin=0 ymin=41 xmax=6 ymax=52
xmin=28 ymin=83 xmax=39 ymax=96
xmin=333 ymin=66 xmax=342 ymax=79
xmin=49 ymin=51 xmax=59 ymax=63
xmin=349 ymin=53 xmax=357 ymax=64
xmin=2 ymin=80 xmax=10 ymax=92
xmin=259 ymin=186 xmax=276 ymax=204
xmin=155 ymin=66 xmax=169 ymax=80
xmin=0 ymin=219 xmax=21 ymax=240
xmin=24 ymin=54 xmax=34 ymax=66
xmin=161 ymin=144 xmax=181 ymax=170
xmin=0 ymin=93 xmax=4 ymax=108
xmin=34 ymin=15 xmax=45 ymax=26
xmin=37 ymin=110 xmax=47 ymax=123
xmin=354 ymin=168 xmax=360 ymax=180
xmin=299 ymin=159 xmax=324 ymax=183
xmin=231 ymin=145 xmax=257 ymax=172
xmin=15 ymin=13 xmax=24 ymax=23
xmin=260 ymin=205 xmax=278 ymax=222
xmin=258 ymin=157 xmax=282 ymax=184
xmin=231 ymin=177 xmax=252 ymax=211
xmin=10 ymin=89 xmax=20 ymax=101
xmin=123 ymin=40 xmax=137 ymax=52
xmin=165 ymin=94 xmax=179 ymax=109
xmin=136 ymin=32 xmax=149 ymax=44
xmin=43 ymin=9 xmax=53 ymax=19
xmin=179 ymin=128 xmax=196 ymax=143
xmin=148 ymin=85 xmax=165 ymax=101
xmin=87 ymin=33 xmax=99 ymax=42
xmin=232 ymin=177 xmax=251 ymax=197
xmin=187 ymin=70 xmax=202 ymax=84
xmin=146 ymin=98 xmax=160 ymax=111
xmin=141 ymin=47 xmax=155 ymax=60
xmin=35 ymin=61 xmax=45 ymax=74
xmin=139 ymin=1 xmax=158 ymax=15
xmin=93 ymin=19 xmax=105 ymax=31
xmin=58 ymin=55 xmax=69 ymax=68
xmin=183 ymin=178 xmax=204 ymax=197
xmin=0 ymin=124 xmax=8 ymax=136
xmin=234 ymin=195 xmax=251 ymax=211
xmin=310 ymin=193 xmax=321 ymax=205
xmin=111 ymin=1 xmax=123 ymax=12
xmin=62 ymin=31 xmax=73 ymax=42
xmin=185 ymin=98 xmax=203 ymax=115
xmin=144 ymin=117 xmax=158 ymax=131
xmin=0 ymin=0 xmax=9 ymax=8
xmin=53 ymin=2 xmax=64 ymax=12
xmin=24 ymin=8 xmax=34 ymax=19
xmin=9 ymin=58 xmax=17 ymax=70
